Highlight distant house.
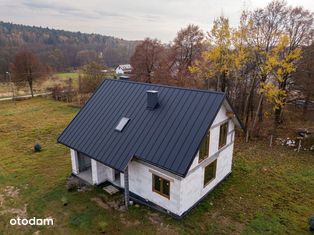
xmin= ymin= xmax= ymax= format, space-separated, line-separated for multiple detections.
xmin=58 ymin=79 xmax=243 ymax=218
xmin=115 ymin=64 xmax=132 ymax=75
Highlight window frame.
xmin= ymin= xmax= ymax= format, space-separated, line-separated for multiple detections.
xmin=219 ymin=121 xmax=229 ymax=149
xmin=203 ymin=159 xmax=217 ymax=187
xmin=199 ymin=130 xmax=210 ymax=163
xmin=152 ymin=174 xmax=170 ymax=199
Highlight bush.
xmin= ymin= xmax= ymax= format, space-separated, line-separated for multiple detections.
xmin=61 ymin=196 xmax=68 ymax=206
xmin=34 ymin=143 xmax=42 ymax=152
xmin=98 ymin=221 xmax=108 ymax=233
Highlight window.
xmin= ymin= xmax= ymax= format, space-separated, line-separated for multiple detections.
xmin=219 ymin=122 xmax=228 ymax=149
xmin=199 ymin=130 xmax=210 ymax=163
xmin=204 ymin=160 xmax=217 ymax=187
xmin=152 ymin=174 xmax=170 ymax=199
xmin=115 ymin=117 xmax=130 ymax=132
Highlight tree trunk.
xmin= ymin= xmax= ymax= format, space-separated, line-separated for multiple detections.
xmin=274 ymin=76 xmax=288 ymax=124
xmin=274 ymin=108 xmax=281 ymax=126
xmin=252 ymin=93 xmax=264 ymax=135
xmin=29 ymin=80 xmax=34 ymax=97
xmin=244 ymin=76 xmax=256 ymax=128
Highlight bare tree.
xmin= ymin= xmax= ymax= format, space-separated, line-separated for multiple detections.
xmin=11 ymin=49 xmax=44 ymax=97
xmin=130 ymin=38 xmax=165 ymax=83
xmin=294 ymin=43 xmax=314 ymax=113
xmin=170 ymin=24 xmax=204 ymax=84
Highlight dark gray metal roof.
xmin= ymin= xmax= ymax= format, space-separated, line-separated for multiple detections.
xmin=58 ymin=79 xmax=229 ymax=177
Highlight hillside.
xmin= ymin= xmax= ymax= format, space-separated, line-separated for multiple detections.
xmin=0 ymin=21 xmax=139 ymax=73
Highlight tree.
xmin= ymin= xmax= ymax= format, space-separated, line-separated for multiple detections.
xmin=189 ymin=16 xmax=249 ymax=92
xmin=189 ymin=0 xmax=313 ymax=138
xmin=11 ymin=49 xmax=43 ymax=97
xmin=170 ymin=24 xmax=204 ymax=85
xmin=78 ymin=61 xmax=105 ymax=94
xmin=130 ymin=38 xmax=165 ymax=83
xmin=260 ymin=35 xmax=301 ymax=124
xmin=246 ymin=0 xmax=313 ymax=127
xmin=293 ymin=43 xmax=314 ymax=113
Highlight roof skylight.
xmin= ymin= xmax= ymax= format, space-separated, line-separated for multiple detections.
xmin=115 ymin=117 xmax=130 ymax=132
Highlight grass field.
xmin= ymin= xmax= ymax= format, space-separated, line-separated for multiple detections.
xmin=0 ymin=98 xmax=313 ymax=234
xmin=53 ymin=73 xmax=79 ymax=80
xmin=0 ymin=72 xmax=79 ymax=98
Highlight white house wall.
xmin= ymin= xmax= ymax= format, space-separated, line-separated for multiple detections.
xmin=70 ymin=149 xmax=79 ymax=174
xmin=116 ymin=67 xmax=124 ymax=74
xmin=91 ymin=159 xmax=114 ymax=185
xmin=179 ymin=104 xmax=235 ymax=214
xmin=128 ymin=160 xmax=182 ymax=215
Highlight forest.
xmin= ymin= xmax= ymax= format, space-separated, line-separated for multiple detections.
xmin=0 ymin=21 xmax=139 ymax=74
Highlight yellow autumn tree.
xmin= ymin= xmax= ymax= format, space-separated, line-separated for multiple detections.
xmin=260 ymin=35 xmax=302 ymax=123
xmin=190 ymin=16 xmax=236 ymax=91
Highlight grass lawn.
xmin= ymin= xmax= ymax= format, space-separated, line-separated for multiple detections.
xmin=0 ymin=98 xmax=313 ymax=234
xmin=53 ymin=73 xmax=79 ymax=80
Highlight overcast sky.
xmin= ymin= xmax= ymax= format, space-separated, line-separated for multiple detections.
xmin=1 ymin=0 xmax=313 ymax=42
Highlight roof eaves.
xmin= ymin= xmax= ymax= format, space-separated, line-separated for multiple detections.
xmin=224 ymin=96 xmax=246 ymax=131
xmin=181 ymin=93 xmax=226 ymax=178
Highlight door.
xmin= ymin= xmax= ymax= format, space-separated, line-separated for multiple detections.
xmin=78 ymin=152 xmax=91 ymax=172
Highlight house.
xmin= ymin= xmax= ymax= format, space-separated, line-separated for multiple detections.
xmin=58 ymin=79 xmax=243 ymax=218
xmin=115 ymin=64 xmax=132 ymax=75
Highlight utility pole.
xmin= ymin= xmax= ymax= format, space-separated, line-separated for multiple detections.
xmin=6 ymin=71 xmax=15 ymax=105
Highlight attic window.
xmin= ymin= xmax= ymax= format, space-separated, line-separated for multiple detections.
xmin=115 ymin=117 xmax=130 ymax=132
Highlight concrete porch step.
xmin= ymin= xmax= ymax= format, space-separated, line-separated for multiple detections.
xmin=103 ymin=185 xmax=120 ymax=195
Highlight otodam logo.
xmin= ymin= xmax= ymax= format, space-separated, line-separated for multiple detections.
xmin=10 ymin=217 xmax=54 ymax=226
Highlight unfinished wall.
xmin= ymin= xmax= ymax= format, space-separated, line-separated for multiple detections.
xmin=70 ymin=149 xmax=79 ymax=174
xmin=179 ymin=104 xmax=234 ymax=214
xmin=128 ymin=160 xmax=182 ymax=215
xmin=91 ymin=159 xmax=114 ymax=185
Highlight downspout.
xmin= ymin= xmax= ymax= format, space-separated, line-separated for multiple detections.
xmin=124 ymin=166 xmax=129 ymax=208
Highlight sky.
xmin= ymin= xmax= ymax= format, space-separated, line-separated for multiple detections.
xmin=1 ymin=0 xmax=314 ymax=42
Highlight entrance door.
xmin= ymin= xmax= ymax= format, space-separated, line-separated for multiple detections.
xmin=78 ymin=153 xmax=91 ymax=172
xmin=114 ymin=170 xmax=121 ymax=186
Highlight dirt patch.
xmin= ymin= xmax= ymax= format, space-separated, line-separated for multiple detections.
xmin=147 ymin=212 xmax=163 ymax=224
xmin=1 ymin=204 xmax=28 ymax=218
xmin=0 ymin=194 xmax=4 ymax=207
xmin=0 ymin=186 xmax=27 ymax=218
xmin=119 ymin=214 xmax=141 ymax=227
xmin=91 ymin=197 xmax=110 ymax=210
xmin=4 ymin=186 xmax=19 ymax=198
xmin=211 ymin=212 xmax=245 ymax=235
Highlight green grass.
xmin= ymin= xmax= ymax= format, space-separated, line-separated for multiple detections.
xmin=0 ymin=98 xmax=313 ymax=234
xmin=54 ymin=73 xmax=79 ymax=80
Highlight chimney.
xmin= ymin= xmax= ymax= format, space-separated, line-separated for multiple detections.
xmin=146 ymin=90 xmax=159 ymax=110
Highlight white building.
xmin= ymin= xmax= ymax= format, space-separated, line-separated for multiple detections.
xmin=115 ymin=64 xmax=132 ymax=75
xmin=58 ymin=79 xmax=243 ymax=218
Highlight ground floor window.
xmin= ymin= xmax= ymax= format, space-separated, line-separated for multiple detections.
xmin=204 ymin=160 xmax=217 ymax=187
xmin=152 ymin=174 xmax=170 ymax=199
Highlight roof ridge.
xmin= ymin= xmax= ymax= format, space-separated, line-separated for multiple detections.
xmin=104 ymin=79 xmax=225 ymax=95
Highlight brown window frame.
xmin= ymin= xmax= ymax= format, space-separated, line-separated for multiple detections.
xmin=219 ymin=122 xmax=228 ymax=149
xmin=203 ymin=159 xmax=217 ymax=187
xmin=152 ymin=174 xmax=170 ymax=199
xmin=199 ymin=130 xmax=210 ymax=163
